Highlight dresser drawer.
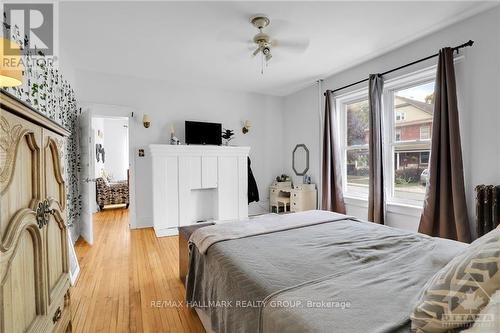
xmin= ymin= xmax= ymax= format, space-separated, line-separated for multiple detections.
xmin=291 ymin=199 xmax=303 ymax=212
xmin=53 ymin=305 xmax=70 ymax=333
xmin=47 ymin=290 xmax=71 ymax=333
xmin=291 ymin=189 xmax=317 ymax=212
xmin=293 ymin=184 xmax=316 ymax=191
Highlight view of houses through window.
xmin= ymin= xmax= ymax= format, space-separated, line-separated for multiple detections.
xmin=341 ymin=74 xmax=435 ymax=204
xmin=393 ymin=81 xmax=434 ymax=201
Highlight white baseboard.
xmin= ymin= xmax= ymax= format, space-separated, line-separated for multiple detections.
xmin=154 ymin=227 xmax=178 ymax=237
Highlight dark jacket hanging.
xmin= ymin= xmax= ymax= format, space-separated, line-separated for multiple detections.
xmin=247 ymin=157 xmax=259 ymax=204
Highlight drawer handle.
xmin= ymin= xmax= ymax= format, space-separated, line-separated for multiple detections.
xmin=52 ymin=307 xmax=62 ymax=323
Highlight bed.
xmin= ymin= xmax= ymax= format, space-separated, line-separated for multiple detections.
xmin=185 ymin=210 xmax=468 ymax=333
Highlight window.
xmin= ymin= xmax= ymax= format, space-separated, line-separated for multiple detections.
xmin=336 ymin=67 xmax=436 ymax=205
xmin=389 ymin=78 xmax=434 ymax=203
xmin=396 ymin=112 xmax=406 ymax=121
xmin=420 ymin=126 xmax=430 ymax=140
xmin=395 ymin=128 xmax=401 ymax=142
xmin=344 ymin=99 xmax=370 ymax=198
xmin=420 ymin=151 xmax=430 ymax=164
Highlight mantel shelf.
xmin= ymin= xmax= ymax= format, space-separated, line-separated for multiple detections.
xmin=149 ymin=144 xmax=250 ymax=157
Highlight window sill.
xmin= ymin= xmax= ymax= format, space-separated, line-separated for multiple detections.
xmin=386 ymin=201 xmax=422 ymax=217
xmin=344 ymin=195 xmax=368 ymax=207
xmin=343 ymin=195 xmax=423 ymax=218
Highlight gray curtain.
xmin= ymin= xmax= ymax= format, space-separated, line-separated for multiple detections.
xmin=368 ymin=74 xmax=385 ymax=224
xmin=322 ymin=91 xmax=346 ymax=214
xmin=418 ymin=48 xmax=471 ymax=243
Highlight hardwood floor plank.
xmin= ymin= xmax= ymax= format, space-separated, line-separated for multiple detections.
xmin=71 ymin=209 xmax=205 ymax=332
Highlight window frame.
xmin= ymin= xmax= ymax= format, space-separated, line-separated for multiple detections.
xmin=383 ymin=67 xmax=436 ymax=206
xmin=420 ymin=151 xmax=430 ymax=164
xmin=333 ymin=66 xmax=437 ymax=206
xmin=420 ymin=125 xmax=430 ymax=140
xmin=335 ymin=88 xmax=370 ymax=199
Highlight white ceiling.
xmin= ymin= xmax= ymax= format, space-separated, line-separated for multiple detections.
xmin=60 ymin=1 xmax=492 ymax=96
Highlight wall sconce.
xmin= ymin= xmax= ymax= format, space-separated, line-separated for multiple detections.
xmin=143 ymin=114 xmax=151 ymax=128
xmin=242 ymin=120 xmax=252 ymax=134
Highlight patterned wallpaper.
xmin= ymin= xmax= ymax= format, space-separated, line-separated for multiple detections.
xmin=3 ymin=23 xmax=82 ymax=241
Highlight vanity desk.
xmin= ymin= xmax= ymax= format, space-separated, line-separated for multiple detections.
xmin=270 ymin=182 xmax=317 ymax=213
xmin=270 ymin=143 xmax=317 ymax=213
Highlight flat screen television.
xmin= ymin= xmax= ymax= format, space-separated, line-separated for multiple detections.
xmin=185 ymin=121 xmax=222 ymax=145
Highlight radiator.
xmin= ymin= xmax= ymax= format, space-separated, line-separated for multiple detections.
xmin=475 ymin=185 xmax=500 ymax=237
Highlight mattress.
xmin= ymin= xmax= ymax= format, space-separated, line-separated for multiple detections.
xmin=185 ymin=211 xmax=467 ymax=333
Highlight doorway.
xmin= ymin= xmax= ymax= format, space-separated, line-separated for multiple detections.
xmin=92 ymin=116 xmax=129 ymax=210
xmin=80 ymin=105 xmax=135 ymax=245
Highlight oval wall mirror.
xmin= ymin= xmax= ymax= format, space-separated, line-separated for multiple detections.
xmin=292 ymin=144 xmax=309 ymax=176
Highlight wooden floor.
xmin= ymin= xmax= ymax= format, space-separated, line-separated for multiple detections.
xmin=71 ymin=209 xmax=205 ymax=333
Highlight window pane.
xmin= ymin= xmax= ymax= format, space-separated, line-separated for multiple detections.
xmin=420 ymin=126 xmax=430 ymax=140
xmin=394 ymin=82 xmax=434 ymax=142
xmin=346 ymin=149 xmax=369 ymax=197
xmin=393 ymin=151 xmax=428 ymax=201
xmin=346 ymin=100 xmax=369 ymax=146
xmin=393 ymin=81 xmax=434 ymax=201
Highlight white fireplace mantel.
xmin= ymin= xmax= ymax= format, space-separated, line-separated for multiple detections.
xmin=149 ymin=144 xmax=250 ymax=237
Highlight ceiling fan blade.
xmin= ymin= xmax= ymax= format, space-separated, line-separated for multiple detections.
xmin=216 ymin=29 xmax=252 ymax=45
xmin=272 ymin=38 xmax=310 ymax=53
xmin=266 ymin=18 xmax=296 ymax=36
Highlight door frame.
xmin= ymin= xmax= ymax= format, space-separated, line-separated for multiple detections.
xmin=80 ymin=103 xmax=138 ymax=231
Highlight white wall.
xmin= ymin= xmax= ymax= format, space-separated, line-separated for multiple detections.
xmin=283 ymin=83 xmax=322 ymax=187
xmin=76 ymin=71 xmax=285 ymax=228
xmin=283 ymin=6 xmax=500 ymax=237
xmin=101 ymin=118 xmax=129 ymax=181
xmin=92 ymin=117 xmax=105 ymax=178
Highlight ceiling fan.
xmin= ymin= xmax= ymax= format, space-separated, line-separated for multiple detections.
xmin=248 ymin=15 xmax=309 ymax=73
xmin=250 ymin=16 xmax=273 ymax=62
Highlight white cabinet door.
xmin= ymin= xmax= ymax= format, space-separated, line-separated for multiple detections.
xmin=185 ymin=156 xmax=202 ymax=189
xmin=152 ymin=156 xmax=179 ymax=232
xmin=217 ymin=156 xmax=239 ymax=220
xmin=237 ymin=155 xmax=248 ymax=219
xmin=217 ymin=156 xmax=248 ymax=220
xmin=202 ymin=156 xmax=218 ymax=189
xmin=178 ymin=156 xmax=196 ymax=226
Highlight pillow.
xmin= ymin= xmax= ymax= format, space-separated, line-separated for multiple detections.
xmin=411 ymin=229 xmax=500 ymax=332
xmin=461 ymin=289 xmax=500 ymax=333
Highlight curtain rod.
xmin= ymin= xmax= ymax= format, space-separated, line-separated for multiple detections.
xmin=324 ymin=40 xmax=474 ymax=96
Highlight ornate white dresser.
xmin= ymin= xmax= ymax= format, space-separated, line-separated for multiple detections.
xmin=0 ymin=90 xmax=72 ymax=332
